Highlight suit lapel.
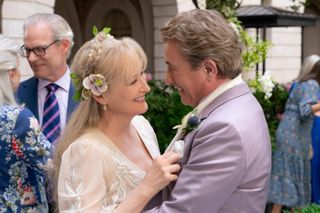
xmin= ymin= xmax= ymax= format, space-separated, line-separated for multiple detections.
xmin=20 ymin=77 xmax=39 ymax=120
xmin=180 ymin=83 xmax=251 ymax=165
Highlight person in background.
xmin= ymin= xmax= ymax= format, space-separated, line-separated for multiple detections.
xmin=310 ymin=56 xmax=320 ymax=205
xmin=311 ymin=90 xmax=320 ymax=204
xmin=16 ymin=13 xmax=78 ymax=144
xmin=268 ymin=54 xmax=320 ymax=213
xmin=53 ymin=30 xmax=180 ymax=212
xmin=0 ymin=34 xmax=52 ymax=212
xmin=144 ymin=9 xmax=271 ymax=212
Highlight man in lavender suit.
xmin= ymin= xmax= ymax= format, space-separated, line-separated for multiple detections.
xmin=145 ymin=9 xmax=271 ymax=213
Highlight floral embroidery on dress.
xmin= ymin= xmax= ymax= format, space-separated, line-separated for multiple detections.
xmin=12 ymin=137 xmax=24 ymax=158
xmin=20 ymin=185 xmax=36 ymax=205
xmin=108 ymin=153 xmax=143 ymax=203
xmin=65 ymin=168 xmax=84 ymax=212
xmin=59 ymin=120 xmax=158 ymax=212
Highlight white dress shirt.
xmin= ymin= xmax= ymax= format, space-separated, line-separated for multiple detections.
xmin=38 ymin=68 xmax=71 ymax=131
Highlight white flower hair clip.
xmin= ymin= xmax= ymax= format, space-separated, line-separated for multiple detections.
xmin=70 ymin=26 xmax=112 ymax=101
xmin=81 ymin=74 xmax=108 ymax=100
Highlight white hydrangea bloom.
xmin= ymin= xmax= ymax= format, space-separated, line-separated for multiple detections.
xmin=259 ymin=71 xmax=275 ymax=99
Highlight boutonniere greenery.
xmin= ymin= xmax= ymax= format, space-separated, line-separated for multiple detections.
xmin=173 ymin=110 xmax=200 ymax=135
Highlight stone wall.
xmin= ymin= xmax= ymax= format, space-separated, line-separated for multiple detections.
xmin=152 ymin=0 xmax=195 ymax=79
xmin=1 ymin=0 xmax=318 ymax=83
xmin=2 ymin=0 xmax=54 ymax=80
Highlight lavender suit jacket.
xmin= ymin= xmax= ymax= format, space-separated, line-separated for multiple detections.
xmin=145 ymin=82 xmax=271 ymax=213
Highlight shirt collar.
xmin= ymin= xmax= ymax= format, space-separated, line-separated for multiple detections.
xmin=195 ymin=74 xmax=244 ymax=114
xmin=39 ymin=67 xmax=71 ymax=92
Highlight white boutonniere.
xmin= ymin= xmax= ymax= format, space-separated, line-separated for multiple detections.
xmin=173 ymin=110 xmax=200 ymax=135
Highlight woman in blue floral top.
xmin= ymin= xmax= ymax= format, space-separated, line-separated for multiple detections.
xmin=268 ymin=55 xmax=320 ymax=213
xmin=0 ymin=34 xmax=52 ymax=212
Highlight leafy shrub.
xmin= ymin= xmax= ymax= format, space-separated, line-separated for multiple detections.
xmin=145 ymin=80 xmax=192 ymax=153
xmin=283 ymin=203 xmax=320 ymax=213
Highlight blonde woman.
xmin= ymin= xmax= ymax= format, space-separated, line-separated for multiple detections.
xmin=0 ymin=35 xmax=52 ymax=212
xmin=54 ymin=31 xmax=180 ymax=212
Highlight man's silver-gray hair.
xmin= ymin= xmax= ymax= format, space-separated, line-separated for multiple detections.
xmin=24 ymin=13 xmax=74 ymax=58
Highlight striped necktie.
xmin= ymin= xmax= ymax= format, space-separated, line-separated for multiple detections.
xmin=42 ymin=83 xmax=61 ymax=144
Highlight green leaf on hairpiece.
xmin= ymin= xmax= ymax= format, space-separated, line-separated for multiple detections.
xmin=70 ymin=72 xmax=80 ymax=86
xmin=92 ymin=26 xmax=111 ymax=36
xmin=102 ymin=27 xmax=111 ymax=35
xmin=70 ymin=72 xmax=77 ymax=79
xmin=70 ymin=72 xmax=82 ymax=102
xmin=92 ymin=25 xmax=99 ymax=36
xmin=73 ymin=89 xmax=82 ymax=102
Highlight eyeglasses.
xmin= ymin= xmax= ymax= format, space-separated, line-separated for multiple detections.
xmin=20 ymin=40 xmax=60 ymax=57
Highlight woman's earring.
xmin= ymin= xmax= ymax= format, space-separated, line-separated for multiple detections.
xmin=103 ymin=104 xmax=108 ymax=111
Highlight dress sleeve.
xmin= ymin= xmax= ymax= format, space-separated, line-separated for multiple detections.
xmin=12 ymin=107 xmax=52 ymax=176
xmin=58 ymin=140 xmax=117 ymax=213
xmin=297 ymin=80 xmax=319 ymax=121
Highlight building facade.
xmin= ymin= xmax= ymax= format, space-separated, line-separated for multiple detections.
xmin=2 ymin=0 xmax=320 ymax=83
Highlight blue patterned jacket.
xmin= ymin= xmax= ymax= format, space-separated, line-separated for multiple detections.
xmin=0 ymin=104 xmax=52 ymax=213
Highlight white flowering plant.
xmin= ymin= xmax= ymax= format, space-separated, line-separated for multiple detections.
xmin=248 ymin=71 xmax=275 ymax=100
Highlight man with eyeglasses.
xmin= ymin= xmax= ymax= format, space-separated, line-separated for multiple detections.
xmin=17 ymin=13 xmax=78 ymax=144
xmin=16 ymin=13 xmax=79 ymax=212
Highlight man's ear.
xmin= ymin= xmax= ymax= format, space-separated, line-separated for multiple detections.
xmin=203 ymin=59 xmax=218 ymax=81
xmin=60 ymin=39 xmax=70 ymax=55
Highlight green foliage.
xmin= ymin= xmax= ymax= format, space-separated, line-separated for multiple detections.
xmin=239 ymin=28 xmax=271 ymax=71
xmin=226 ymin=17 xmax=271 ymax=71
xmin=70 ymin=72 xmax=82 ymax=101
xmin=289 ymin=0 xmax=309 ymax=11
xmin=144 ymin=80 xmax=192 ymax=153
xmin=92 ymin=25 xmax=111 ymax=36
xmin=283 ymin=203 xmax=320 ymax=213
xmin=206 ymin=2 xmax=271 ymax=72
xmin=206 ymin=0 xmax=279 ymax=146
xmin=206 ymin=0 xmax=241 ymax=19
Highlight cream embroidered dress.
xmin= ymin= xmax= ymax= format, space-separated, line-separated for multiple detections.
xmin=58 ymin=116 xmax=160 ymax=212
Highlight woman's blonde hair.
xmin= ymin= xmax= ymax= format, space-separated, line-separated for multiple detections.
xmin=51 ymin=33 xmax=147 ymax=207
xmin=0 ymin=34 xmax=20 ymax=105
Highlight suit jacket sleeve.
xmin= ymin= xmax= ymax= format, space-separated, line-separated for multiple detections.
xmin=145 ymin=121 xmax=245 ymax=212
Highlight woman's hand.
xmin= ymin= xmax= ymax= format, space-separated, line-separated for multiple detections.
xmin=140 ymin=151 xmax=181 ymax=197
xmin=312 ymin=101 xmax=320 ymax=116
xmin=114 ymin=152 xmax=181 ymax=213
